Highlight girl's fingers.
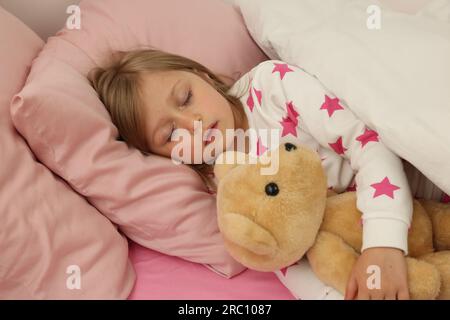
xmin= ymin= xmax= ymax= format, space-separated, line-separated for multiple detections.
xmin=369 ymin=291 xmax=384 ymax=300
xmin=397 ymin=289 xmax=410 ymax=300
xmin=385 ymin=286 xmax=399 ymax=300
xmin=357 ymin=286 xmax=370 ymax=300
xmin=345 ymin=276 xmax=358 ymax=300
xmin=385 ymin=292 xmax=397 ymax=300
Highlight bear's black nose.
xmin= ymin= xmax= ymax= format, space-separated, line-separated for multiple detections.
xmin=284 ymin=143 xmax=297 ymax=152
xmin=265 ymin=182 xmax=279 ymax=196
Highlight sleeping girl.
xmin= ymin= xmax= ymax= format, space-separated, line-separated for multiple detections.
xmin=88 ymin=48 xmax=449 ymax=300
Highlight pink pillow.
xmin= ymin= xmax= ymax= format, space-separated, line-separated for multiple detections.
xmin=10 ymin=0 xmax=268 ymax=278
xmin=0 ymin=7 xmax=134 ymax=299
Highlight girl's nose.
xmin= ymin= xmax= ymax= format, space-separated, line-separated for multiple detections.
xmin=177 ymin=113 xmax=203 ymax=134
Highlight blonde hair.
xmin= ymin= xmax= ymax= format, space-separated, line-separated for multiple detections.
xmin=88 ymin=48 xmax=248 ymax=192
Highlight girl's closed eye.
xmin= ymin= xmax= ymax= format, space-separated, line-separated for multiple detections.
xmin=166 ymin=88 xmax=194 ymax=143
xmin=166 ymin=124 xmax=175 ymax=143
xmin=182 ymin=89 xmax=192 ymax=107
xmin=166 ymin=89 xmax=193 ymax=143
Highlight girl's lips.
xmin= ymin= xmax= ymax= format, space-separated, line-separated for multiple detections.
xmin=209 ymin=121 xmax=218 ymax=131
xmin=205 ymin=121 xmax=218 ymax=145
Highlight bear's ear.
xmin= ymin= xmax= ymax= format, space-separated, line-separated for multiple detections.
xmin=214 ymin=151 xmax=249 ymax=181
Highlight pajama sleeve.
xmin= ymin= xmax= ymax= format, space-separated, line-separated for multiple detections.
xmin=250 ymin=60 xmax=413 ymax=254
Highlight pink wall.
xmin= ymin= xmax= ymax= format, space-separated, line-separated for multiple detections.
xmin=0 ymin=0 xmax=81 ymax=40
xmin=0 ymin=0 xmax=433 ymax=41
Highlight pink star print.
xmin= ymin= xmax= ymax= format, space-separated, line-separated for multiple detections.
xmin=279 ymin=101 xmax=299 ymax=137
xmin=246 ymin=87 xmax=262 ymax=112
xmin=320 ymin=95 xmax=344 ymax=117
xmin=346 ymin=180 xmax=357 ymax=192
xmin=370 ymin=177 xmax=400 ymax=199
xmin=272 ymin=63 xmax=294 ymax=80
xmin=356 ymin=128 xmax=379 ymax=148
xmin=280 ymin=262 xmax=297 ymax=276
xmin=280 ymin=267 xmax=289 ymax=276
xmin=329 ymin=137 xmax=347 ymax=155
xmin=254 ymin=88 xmax=262 ymax=105
xmin=246 ymin=89 xmax=254 ymax=112
xmin=441 ymin=193 xmax=450 ymax=204
xmin=256 ymin=137 xmax=268 ymax=156
xmin=286 ymin=100 xmax=299 ymax=120
xmin=280 ymin=117 xmax=297 ymax=137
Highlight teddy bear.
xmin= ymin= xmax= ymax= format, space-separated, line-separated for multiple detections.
xmin=214 ymin=142 xmax=450 ymax=299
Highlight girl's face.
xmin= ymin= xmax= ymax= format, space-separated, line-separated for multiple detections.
xmin=139 ymin=70 xmax=237 ymax=163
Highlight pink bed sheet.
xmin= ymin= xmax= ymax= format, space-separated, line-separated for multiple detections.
xmin=127 ymin=241 xmax=295 ymax=300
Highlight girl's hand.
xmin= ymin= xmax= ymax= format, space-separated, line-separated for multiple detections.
xmin=344 ymin=247 xmax=410 ymax=300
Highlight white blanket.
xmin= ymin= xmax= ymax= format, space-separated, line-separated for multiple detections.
xmin=234 ymin=0 xmax=450 ymax=300
xmin=236 ymin=0 xmax=450 ymax=194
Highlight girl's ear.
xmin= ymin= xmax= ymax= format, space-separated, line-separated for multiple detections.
xmin=213 ymin=151 xmax=248 ymax=181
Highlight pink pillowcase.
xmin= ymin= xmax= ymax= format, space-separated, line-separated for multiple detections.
xmin=0 ymin=7 xmax=134 ymax=298
xmin=10 ymin=0 xmax=268 ymax=277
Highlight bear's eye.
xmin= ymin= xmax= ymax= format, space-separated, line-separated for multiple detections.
xmin=265 ymin=182 xmax=279 ymax=196
xmin=284 ymin=143 xmax=297 ymax=152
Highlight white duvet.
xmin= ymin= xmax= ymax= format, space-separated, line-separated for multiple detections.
xmin=233 ymin=0 xmax=450 ymax=299
xmin=236 ymin=0 xmax=450 ymax=194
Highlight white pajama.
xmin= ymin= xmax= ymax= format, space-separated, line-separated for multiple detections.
xmin=223 ymin=60 xmax=448 ymax=299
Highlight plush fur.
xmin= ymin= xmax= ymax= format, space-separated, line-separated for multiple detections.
xmin=214 ymin=143 xmax=450 ymax=299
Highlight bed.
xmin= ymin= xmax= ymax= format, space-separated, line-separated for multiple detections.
xmin=1 ymin=0 xmax=296 ymax=299
xmin=127 ymin=242 xmax=293 ymax=300
xmin=1 ymin=0 xmax=446 ymax=300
